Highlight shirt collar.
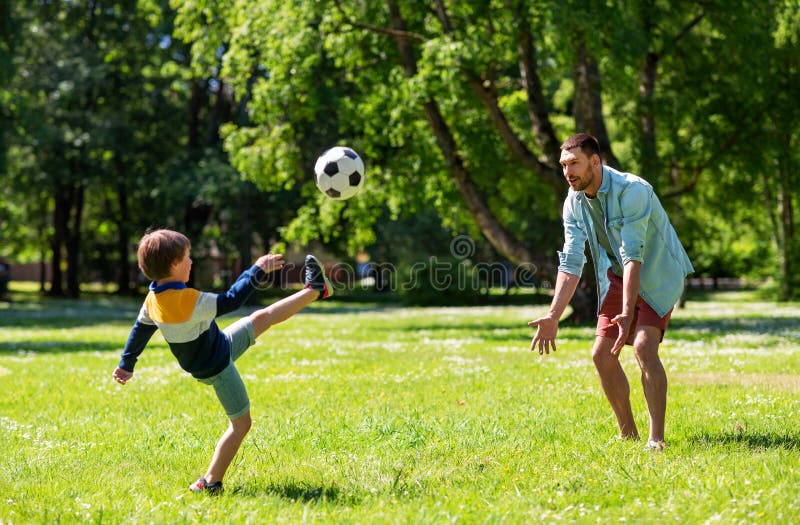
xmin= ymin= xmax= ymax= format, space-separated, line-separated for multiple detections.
xmin=596 ymin=166 xmax=611 ymax=195
xmin=150 ymin=281 xmax=187 ymax=293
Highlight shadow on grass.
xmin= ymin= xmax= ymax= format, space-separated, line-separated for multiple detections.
xmin=668 ymin=316 xmax=799 ymax=337
xmin=0 ymin=295 xmax=140 ymax=329
xmin=0 ymin=340 xmax=125 ymax=355
xmin=232 ymin=481 xmax=360 ymax=505
xmin=692 ymin=431 xmax=800 ymax=450
xmin=382 ymin=319 xmax=593 ymax=344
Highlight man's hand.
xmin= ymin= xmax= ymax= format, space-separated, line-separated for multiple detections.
xmin=610 ymin=313 xmax=632 ymax=356
xmin=611 ymin=260 xmax=641 ymax=356
xmin=113 ymin=367 xmax=133 ymax=385
xmin=528 ymin=315 xmax=559 ymax=355
xmin=255 ymin=253 xmax=285 ymax=274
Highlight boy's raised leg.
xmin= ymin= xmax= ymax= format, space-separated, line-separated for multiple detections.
xmin=249 ymin=288 xmax=318 ymax=337
xmin=249 ymin=255 xmax=332 ymax=338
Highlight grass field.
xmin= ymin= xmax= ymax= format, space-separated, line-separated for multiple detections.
xmin=1 ymin=285 xmax=799 ymax=524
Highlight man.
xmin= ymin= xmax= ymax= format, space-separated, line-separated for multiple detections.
xmin=529 ymin=133 xmax=693 ymax=449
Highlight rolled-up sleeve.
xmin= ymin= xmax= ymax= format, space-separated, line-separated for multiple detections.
xmin=557 ymin=196 xmax=587 ymax=277
xmin=617 ymin=183 xmax=651 ymax=265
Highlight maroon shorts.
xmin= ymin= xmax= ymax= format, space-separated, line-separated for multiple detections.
xmin=596 ymin=269 xmax=672 ymax=345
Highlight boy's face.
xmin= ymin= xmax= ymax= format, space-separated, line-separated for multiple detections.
xmin=171 ymin=249 xmax=192 ymax=283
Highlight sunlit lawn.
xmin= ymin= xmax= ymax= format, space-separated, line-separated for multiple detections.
xmin=0 ymin=284 xmax=798 ymax=523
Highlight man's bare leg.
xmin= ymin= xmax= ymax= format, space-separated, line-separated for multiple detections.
xmin=592 ymin=336 xmax=639 ymax=439
xmin=632 ymin=326 xmax=667 ymax=443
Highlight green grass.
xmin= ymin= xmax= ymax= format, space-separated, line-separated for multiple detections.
xmin=1 ymin=285 xmax=798 ymax=523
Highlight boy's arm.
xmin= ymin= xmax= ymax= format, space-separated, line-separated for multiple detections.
xmin=117 ymin=319 xmax=158 ymax=374
xmin=215 ymin=254 xmax=285 ymax=316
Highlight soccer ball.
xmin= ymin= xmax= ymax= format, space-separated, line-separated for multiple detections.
xmin=314 ymin=146 xmax=365 ymax=200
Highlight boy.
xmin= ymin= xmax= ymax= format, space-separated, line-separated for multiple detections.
xmin=112 ymin=229 xmax=332 ymax=493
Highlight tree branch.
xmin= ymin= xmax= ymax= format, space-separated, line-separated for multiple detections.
xmin=512 ymin=3 xmax=562 ymax=171
xmin=666 ymin=11 xmax=705 ymax=55
xmin=332 ymin=0 xmax=425 ymax=41
xmin=663 ymin=103 xmax=769 ymax=199
xmin=573 ymin=39 xmax=621 ymax=169
xmin=434 ymin=1 xmax=560 ymax=189
xmin=433 ymin=0 xmax=454 ymax=33
xmin=384 ymin=0 xmax=552 ymax=270
xmin=466 ymin=74 xmax=562 ymax=191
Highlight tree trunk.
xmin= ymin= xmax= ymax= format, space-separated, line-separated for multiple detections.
xmin=65 ymin=180 xmax=84 ymax=298
xmin=512 ymin=5 xmax=562 ymax=172
xmin=386 ymin=0 xmax=551 ymax=271
xmin=777 ymin=135 xmax=794 ymax=300
xmin=387 ymin=0 xmax=598 ymax=321
xmin=49 ymin=185 xmax=68 ymax=296
xmin=39 ymin=254 xmax=47 ymax=293
xmin=208 ymin=77 xmax=235 ymax=147
xmin=188 ymin=79 xmax=205 ymax=154
xmin=467 ymin=77 xmax=562 ymax=194
xmin=115 ymin=180 xmax=133 ymax=294
xmin=574 ymin=40 xmax=620 ymax=169
xmin=638 ymin=51 xmax=659 ymax=189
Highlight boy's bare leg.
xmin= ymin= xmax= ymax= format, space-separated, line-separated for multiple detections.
xmin=250 ymin=288 xmax=319 ymax=338
xmin=204 ymin=411 xmax=252 ymax=484
xmin=591 ymin=336 xmax=639 ymax=439
xmin=201 ymin=290 xmax=320 ymax=484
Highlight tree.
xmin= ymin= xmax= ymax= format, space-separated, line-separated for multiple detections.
xmin=2 ymin=0 xmax=789 ymax=302
xmin=178 ymin=0 xmax=777 ymax=316
xmin=2 ymin=1 xmax=302 ymax=297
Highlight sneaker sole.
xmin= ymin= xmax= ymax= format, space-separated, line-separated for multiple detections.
xmin=305 ymin=255 xmax=333 ymax=299
xmin=321 ymin=275 xmax=333 ymax=299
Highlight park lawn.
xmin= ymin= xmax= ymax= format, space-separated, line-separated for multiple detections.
xmin=0 ymin=288 xmax=798 ymax=524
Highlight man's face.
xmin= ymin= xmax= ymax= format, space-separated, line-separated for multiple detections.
xmin=559 ymin=147 xmax=599 ymax=193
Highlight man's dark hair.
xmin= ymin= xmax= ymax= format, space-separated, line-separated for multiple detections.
xmin=137 ymin=229 xmax=190 ymax=281
xmin=560 ymin=133 xmax=601 ymax=159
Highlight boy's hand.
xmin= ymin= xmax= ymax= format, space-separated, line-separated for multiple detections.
xmin=113 ymin=367 xmax=133 ymax=385
xmin=255 ymin=253 xmax=285 ymax=274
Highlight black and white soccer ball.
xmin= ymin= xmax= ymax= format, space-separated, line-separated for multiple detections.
xmin=314 ymin=146 xmax=365 ymax=200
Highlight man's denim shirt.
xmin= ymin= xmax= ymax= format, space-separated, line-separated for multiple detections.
xmin=558 ymin=165 xmax=694 ymax=317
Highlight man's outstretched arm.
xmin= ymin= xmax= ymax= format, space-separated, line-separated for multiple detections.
xmin=529 ymin=271 xmax=581 ymax=355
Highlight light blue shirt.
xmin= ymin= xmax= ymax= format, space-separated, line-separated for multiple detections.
xmin=557 ymin=165 xmax=694 ymax=317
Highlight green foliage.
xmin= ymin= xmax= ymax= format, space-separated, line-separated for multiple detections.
xmin=3 ymin=2 xmax=189 ymax=260
xmin=2 ymin=0 xmax=800 ymax=296
xmin=1 ymin=290 xmax=799 ymax=522
xmin=775 ymin=0 xmax=800 ymax=46
xmin=171 ymin=0 xmax=566 ymax=260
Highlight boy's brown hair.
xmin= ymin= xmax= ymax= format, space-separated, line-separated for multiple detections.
xmin=137 ymin=229 xmax=190 ymax=281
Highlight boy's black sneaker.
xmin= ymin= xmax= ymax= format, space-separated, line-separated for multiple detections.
xmin=303 ymin=255 xmax=333 ymax=299
xmin=189 ymin=477 xmax=223 ymax=495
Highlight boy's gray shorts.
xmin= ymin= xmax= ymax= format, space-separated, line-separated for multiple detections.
xmin=197 ymin=317 xmax=256 ymax=420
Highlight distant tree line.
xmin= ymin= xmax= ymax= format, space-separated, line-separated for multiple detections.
xmin=1 ymin=1 xmax=798 ymax=313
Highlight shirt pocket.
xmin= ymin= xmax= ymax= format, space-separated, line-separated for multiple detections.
xmin=606 ymin=217 xmax=625 ymax=241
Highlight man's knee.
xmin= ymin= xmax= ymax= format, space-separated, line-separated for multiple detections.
xmin=633 ymin=329 xmax=663 ymax=370
xmin=591 ymin=337 xmax=616 ymax=368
